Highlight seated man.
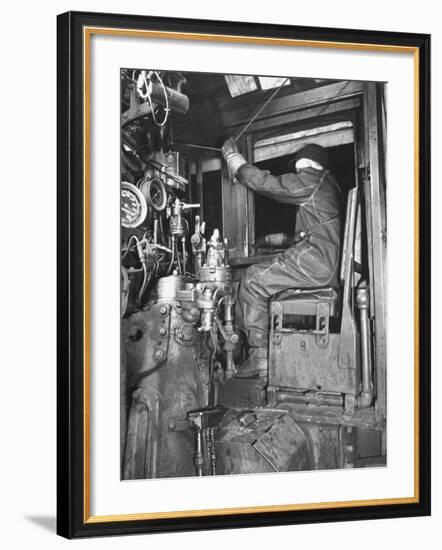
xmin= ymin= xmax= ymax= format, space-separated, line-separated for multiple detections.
xmin=222 ymin=139 xmax=343 ymax=379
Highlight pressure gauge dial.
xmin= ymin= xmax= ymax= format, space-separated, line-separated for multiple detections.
xmin=141 ymin=177 xmax=168 ymax=211
xmin=121 ymin=182 xmax=148 ymax=228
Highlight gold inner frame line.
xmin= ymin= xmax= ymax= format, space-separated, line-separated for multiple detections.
xmin=82 ymin=26 xmax=420 ymax=524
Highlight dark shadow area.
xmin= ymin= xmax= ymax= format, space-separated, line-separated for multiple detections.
xmin=25 ymin=515 xmax=56 ymax=533
xmin=254 ymin=153 xmax=297 ymax=239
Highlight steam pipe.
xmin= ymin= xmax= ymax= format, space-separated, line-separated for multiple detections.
xmin=167 ymin=236 xmax=175 ymax=274
xmin=148 ymin=80 xmax=190 ymax=114
xmin=182 ymin=237 xmax=187 ymax=275
xmin=153 ymin=217 xmax=159 ymax=244
xmin=356 ymin=282 xmax=374 ymax=409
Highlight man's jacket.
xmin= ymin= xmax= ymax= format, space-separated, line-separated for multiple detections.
xmin=237 ymin=163 xmax=343 ymax=287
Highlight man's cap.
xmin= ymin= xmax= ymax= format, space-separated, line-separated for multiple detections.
xmin=288 ymin=143 xmax=329 ymax=171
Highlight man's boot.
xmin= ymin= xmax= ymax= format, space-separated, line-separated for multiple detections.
xmin=235 ymin=347 xmax=268 ymax=379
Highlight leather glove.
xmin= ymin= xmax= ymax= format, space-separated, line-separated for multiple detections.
xmin=221 ymin=137 xmax=239 ymax=157
xmin=222 ymin=137 xmax=246 ymax=180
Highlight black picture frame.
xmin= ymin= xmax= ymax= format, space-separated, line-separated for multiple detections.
xmin=57 ymin=10 xmax=431 ymax=539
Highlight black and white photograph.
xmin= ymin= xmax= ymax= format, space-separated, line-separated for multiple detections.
xmin=120 ymin=69 xmax=387 ymax=480
xmin=0 ymin=0 xmax=436 ymax=545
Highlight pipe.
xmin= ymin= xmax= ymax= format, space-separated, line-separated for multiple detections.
xmin=171 ymin=142 xmax=221 ymax=153
xmin=167 ymin=236 xmax=175 ymax=274
xmin=148 ymin=80 xmax=190 ymax=114
xmin=181 ymin=237 xmax=187 ymax=275
xmin=193 ymin=427 xmax=204 ymax=476
xmin=153 ymin=217 xmax=159 ymax=244
xmin=356 ymin=282 xmax=374 ymax=408
xmin=222 ymin=296 xmax=237 ymax=380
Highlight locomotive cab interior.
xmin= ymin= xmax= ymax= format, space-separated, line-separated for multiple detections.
xmin=121 ymin=70 xmax=387 ymax=478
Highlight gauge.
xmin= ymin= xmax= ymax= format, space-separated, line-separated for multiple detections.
xmin=121 ymin=182 xmax=148 ymax=228
xmin=140 ymin=177 xmax=168 ymax=211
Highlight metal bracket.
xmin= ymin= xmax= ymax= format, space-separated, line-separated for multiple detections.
xmin=313 ymin=302 xmax=330 ymax=348
xmin=271 ymin=302 xmax=283 ymax=346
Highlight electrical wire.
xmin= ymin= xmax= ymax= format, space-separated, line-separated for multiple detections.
xmin=139 ymin=70 xmax=170 ymax=127
xmin=121 ymin=234 xmax=139 ymax=260
xmin=138 ymin=262 xmax=149 ymax=303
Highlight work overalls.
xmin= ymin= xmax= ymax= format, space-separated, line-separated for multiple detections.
xmin=236 ymin=164 xmax=343 ymax=348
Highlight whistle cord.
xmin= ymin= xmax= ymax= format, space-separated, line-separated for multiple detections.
xmin=234 ymin=77 xmax=290 ymax=142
